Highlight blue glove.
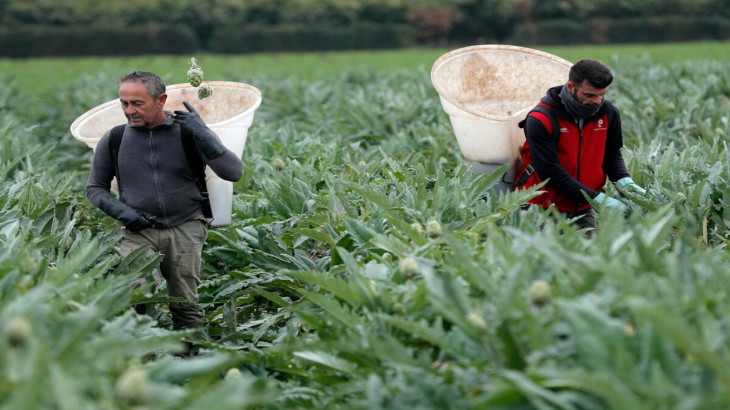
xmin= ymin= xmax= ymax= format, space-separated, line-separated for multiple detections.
xmin=616 ymin=177 xmax=646 ymax=195
xmin=594 ymin=193 xmax=626 ymax=211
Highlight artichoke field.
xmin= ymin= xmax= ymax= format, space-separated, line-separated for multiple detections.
xmin=1 ymin=54 xmax=729 ymax=409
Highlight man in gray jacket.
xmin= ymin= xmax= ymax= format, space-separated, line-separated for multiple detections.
xmin=86 ymin=71 xmax=242 ymax=337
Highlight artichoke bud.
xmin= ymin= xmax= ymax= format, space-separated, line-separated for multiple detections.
xmin=225 ymin=368 xmax=243 ymax=381
xmin=187 ymin=57 xmax=204 ymax=87
xmin=6 ymin=317 xmax=33 ymax=348
xmin=369 ymin=280 xmax=379 ymax=295
xmin=197 ymin=84 xmax=213 ymax=99
xmin=115 ymin=368 xmax=149 ymax=404
xmin=399 ymin=257 xmax=420 ymax=279
xmin=272 ymin=157 xmax=285 ymax=171
xmin=426 ymin=220 xmax=442 ymax=238
xmin=529 ymin=280 xmax=552 ymax=308
xmin=466 ymin=312 xmax=488 ymax=332
xmin=21 ymin=257 xmax=37 ymax=274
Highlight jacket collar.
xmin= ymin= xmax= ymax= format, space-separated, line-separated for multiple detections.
xmin=542 ymin=85 xmax=610 ymax=122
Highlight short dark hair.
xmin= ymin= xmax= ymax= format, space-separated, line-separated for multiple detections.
xmin=569 ymin=59 xmax=613 ymax=89
xmin=120 ymin=71 xmax=166 ymax=99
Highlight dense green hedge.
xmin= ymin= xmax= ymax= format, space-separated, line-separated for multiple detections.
xmin=0 ymin=24 xmax=200 ymax=57
xmin=606 ymin=15 xmax=730 ymax=43
xmin=1 ymin=15 xmax=727 ymax=57
xmin=207 ymin=23 xmax=415 ymax=53
xmin=510 ymin=16 xmax=730 ymax=45
xmin=0 ymin=23 xmax=414 ymax=57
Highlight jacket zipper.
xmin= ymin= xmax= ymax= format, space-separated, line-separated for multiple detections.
xmin=575 ymin=124 xmax=584 ymax=213
xmin=149 ymin=130 xmax=168 ymax=222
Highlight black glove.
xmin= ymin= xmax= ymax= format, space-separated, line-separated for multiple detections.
xmin=172 ymin=101 xmax=227 ymax=159
xmin=99 ymin=197 xmax=155 ymax=232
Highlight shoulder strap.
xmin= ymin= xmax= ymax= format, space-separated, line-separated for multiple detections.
xmin=180 ymin=127 xmax=206 ymax=179
xmin=180 ymin=128 xmax=213 ymax=219
xmin=512 ymin=104 xmax=560 ymax=189
xmin=518 ymin=104 xmax=561 ymax=143
xmin=108 ymin=124 xmax=126 ymax=179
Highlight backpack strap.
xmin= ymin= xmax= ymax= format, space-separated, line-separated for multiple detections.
xmin=180 ymin=128 xmax=213 ymax=219
xmin=512 ymin=104 xmax=560 ymax=188
xmin=518 ymin=103 xmax=561 ymax=143
xmin=107 ymin=124 xmax=213 ymax=220
xmin=513 ymin=104 xmax=616 ymax=189
xmin=108 ymin=124 xmax=126 ymax=178
xmin=108 ymin=124 xmax=126 ymax=198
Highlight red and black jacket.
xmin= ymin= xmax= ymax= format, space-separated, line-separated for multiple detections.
xmin=516 ymin=85 xmax=630 ymax=212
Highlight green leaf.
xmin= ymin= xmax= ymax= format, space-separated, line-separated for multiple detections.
xmin=294 ymin=288 xmax=361 ymax=328
xmin=294 ymin=351 xmax=357 ymax=374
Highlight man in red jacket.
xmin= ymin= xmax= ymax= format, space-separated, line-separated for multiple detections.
xmin=516 ymin=59 xmax=645 ymax=233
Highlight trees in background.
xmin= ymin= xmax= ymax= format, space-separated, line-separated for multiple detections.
xmin=0 ymin=0 xmax=727 ymax=56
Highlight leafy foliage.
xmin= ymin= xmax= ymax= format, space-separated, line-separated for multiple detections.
xmin=1 ymin=0 xmax=727 ymax=48
xmin=1 ymin=54 xmax=729 ymax=408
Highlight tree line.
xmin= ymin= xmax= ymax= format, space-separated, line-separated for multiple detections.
xmin=1 ymin=0 xmax=728 ymax=56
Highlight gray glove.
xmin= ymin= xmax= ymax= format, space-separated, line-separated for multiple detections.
xmin=172 ymin=101 xmax=227 ymax=159
xmin=99 ymin=197 xmax=157 ymax=231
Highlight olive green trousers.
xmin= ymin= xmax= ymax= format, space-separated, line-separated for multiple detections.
xmin=120 ymin=219 xmax=208 ymax=330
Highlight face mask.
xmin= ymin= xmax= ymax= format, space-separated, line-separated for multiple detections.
xmin=560 ymin=84 xmax=602 ymax=120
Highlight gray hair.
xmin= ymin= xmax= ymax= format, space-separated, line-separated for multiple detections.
xmin=120 ymin=71 xmax=166 ymax=99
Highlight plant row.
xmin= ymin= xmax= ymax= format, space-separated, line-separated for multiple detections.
xmin=1 ymin=57 xmax=729 ymax=408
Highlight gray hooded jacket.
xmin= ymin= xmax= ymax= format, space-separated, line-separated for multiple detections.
xmin=86 ymin=113 xmax=243 ymax=228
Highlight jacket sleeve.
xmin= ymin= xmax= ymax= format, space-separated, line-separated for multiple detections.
xmin=200 ymin=145 xmax=243 ymax=182
xmin=602 ymin=105 xmax=630 ymax=182
xmin=85 ymin=130 xmax=116 ymax=208
xmin=525 ymin=115 xmax=600 ymax=202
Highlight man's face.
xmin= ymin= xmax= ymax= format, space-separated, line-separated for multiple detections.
xmin=567 ymin=80 xmax=608 ymax=107
xmin=119 ymin=81 xmax=167 ymax=128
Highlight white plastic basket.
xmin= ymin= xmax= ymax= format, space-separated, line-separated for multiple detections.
xmin=70 ymin=81 xmax=262 ymax=227
xmin=431 ymin=45 xmax=572 ymax=181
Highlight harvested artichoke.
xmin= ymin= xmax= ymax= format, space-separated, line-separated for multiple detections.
xmin=187 ymin=57 xmax=204 ymax=87
xmin=197 ymin=84 xmax=213 ymax=99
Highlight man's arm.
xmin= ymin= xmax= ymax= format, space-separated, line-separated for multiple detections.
xmin=173 ymin=101 xmax=243 ymax=182
xmin=85 ymin=130 xmax=116 ymax=207
xmin=201 ymin=149 xmax=243 ymax=182
xmin=602 ymin=105 xmax=630 ymax=182
xmin=602 ymin=105 xmax=647 ymax=196
xmin=85 ymin=131 xmax=156 ymax=231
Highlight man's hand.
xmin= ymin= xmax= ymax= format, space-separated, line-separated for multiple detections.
xmin=594 ymin=192 xmax=626 ymax=212
xmin=616 ymin=177 xmax=647 ymax=196
xmin=172 ymin=101 xmax=227 ymax=159
xmin=136 ymin=209 xmax=164 ymax=229
xmin=99 ymin=197 xmax=155 ymax=232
